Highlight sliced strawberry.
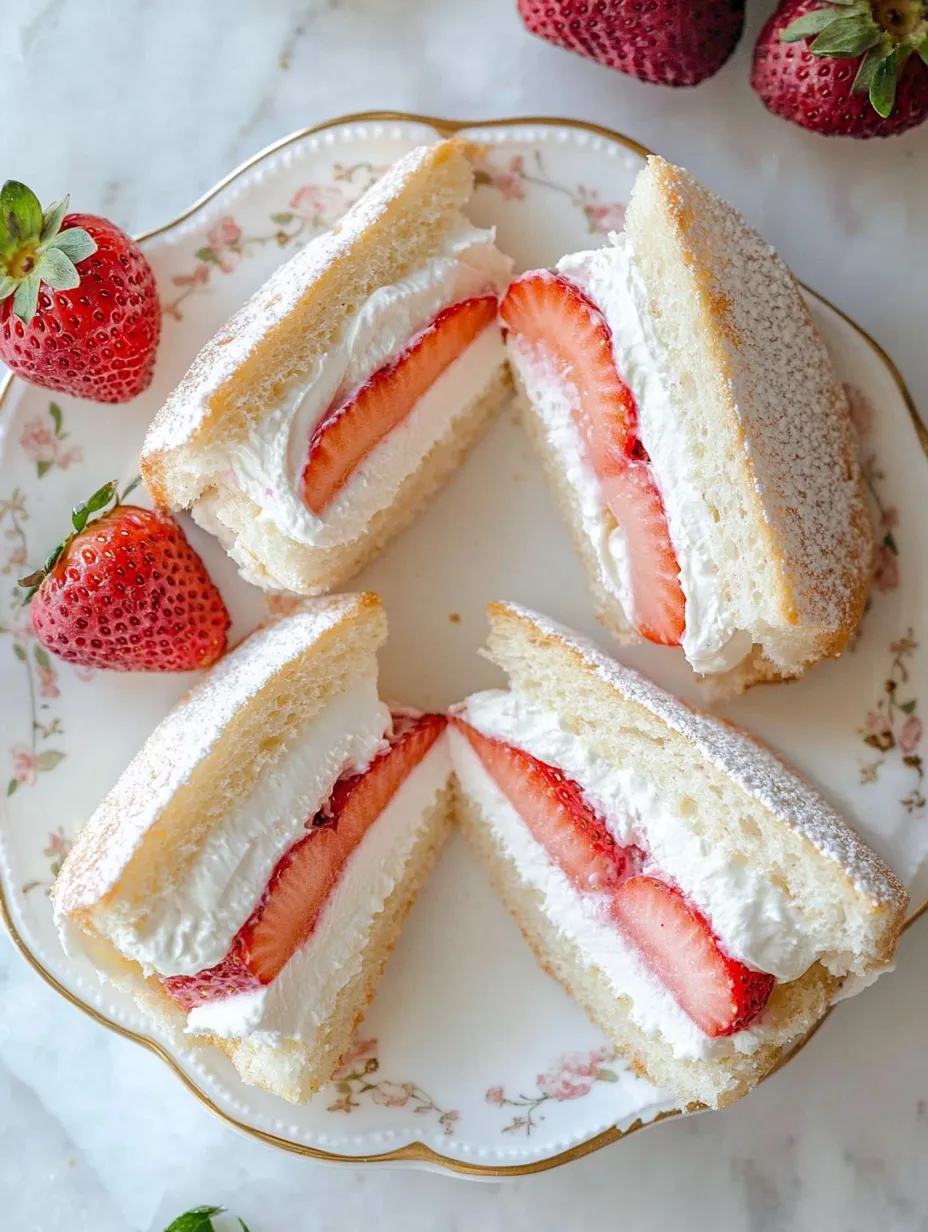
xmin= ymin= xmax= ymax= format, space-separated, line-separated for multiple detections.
xmin=600 ymin=466 xmax=686 ymax=645
xmin=612 ymin=876 xmax=774 ymax=1037
xmin=164 ymin=713 xmax=446 ymax=1009
xmin=454 ymin=718 xmax=624 ymax=893
xmin=302 ymin=295 xmax=498 ymax=514
xmin=501 ymin=271 xmax=637 ymax=475
xmin=500 ymin=271 xmax=684 ymax=648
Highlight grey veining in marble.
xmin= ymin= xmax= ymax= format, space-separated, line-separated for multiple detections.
xmin=2 ymin=0 xmax=928 ymax=1228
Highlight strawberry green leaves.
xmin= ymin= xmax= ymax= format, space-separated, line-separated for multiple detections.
xmin=780 ymin=1 xmax=928 ymax=118
xmin=70 ymin=479 xmax=119 ymax=535
xmin=869 ymin=45 xmax=905 ymax=115
xmin=18 ymin=479 xmax=119 ymax=601
xmin=810 ymin=14 xmax=881 ymax=57
xmin=0 ymin=181 xmax=42 ymax=242
xmin=780 ymin=8 xmax=858 ymax=42
xmin=0 ymin=181 xmax=97 ymax=323
xmin=163 ymin=1206 xmax=250 ymax=1232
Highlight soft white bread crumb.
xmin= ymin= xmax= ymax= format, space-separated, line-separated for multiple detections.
xmin=455 ymin=601 xmax=907 ymax=1108
xmin=141 ymin=139 xmax=511 ymax=596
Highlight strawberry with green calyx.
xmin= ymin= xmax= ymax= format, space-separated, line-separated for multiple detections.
xmin=20 ymin=479 xmax=229 ymax=673
xmin=0 ymin=180 xmax=161 ymax=401
xmin=752 ymin=0 xmax=928 ymax=137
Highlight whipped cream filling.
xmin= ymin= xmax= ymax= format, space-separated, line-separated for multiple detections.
xmin=186 ymin=735 xmax=451 ymax=1042
xmin=461 ymin=690 xmax=832 ymax=985
xmin=197 ymin=219 xmax=512 ymax=556
xmin=509 ymin=235 xmax=752 ymax=674
xmin=98 ymin=677 xmax=392 ymax=977
xmin=449 ymin=723 xmax=763 ymax=1062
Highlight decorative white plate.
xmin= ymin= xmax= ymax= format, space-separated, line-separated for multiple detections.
xmin=1 ymin=114 xmax=926 ymax=1177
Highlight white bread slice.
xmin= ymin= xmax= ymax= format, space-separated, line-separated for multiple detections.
xmin=52 ymin=594 xmax=453 ymax=1102
xmin=140 ymin=139 xmax=512 ymax=595
xmin=511 ymin=155 xmax=872 ymax=695
xmin=452 ymin=602 xmax=907 ymax=1109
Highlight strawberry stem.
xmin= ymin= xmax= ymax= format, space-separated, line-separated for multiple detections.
xmin=17 ymin=478 xmax=120 ymax=603
xmin=0 ymin=180 xmax=97 ymax=324
xmin=780 ymin=1 xmax=928 ymax=117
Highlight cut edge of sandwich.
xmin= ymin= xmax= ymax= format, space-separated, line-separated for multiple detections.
xmin=454 ymin=600 xmax=907 ymax=1108
xmin=140 ymin=137 xmax=512 ymax=596
xmin=628 ymin=156 xmax=873 ymax=688
xmin=52 ymin=591 xmax=455 ymax=1102
xmin=514 ymin=154 xmax=873 ymax=695
xmin=69 ymin=781 xmax=453 ymax=1104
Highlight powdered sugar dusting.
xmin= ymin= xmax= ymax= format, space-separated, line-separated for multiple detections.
xmin=629 ymin=157 xmax=871 ymax=632
xmin=144 ymin=144 xmax=449 ymax=457
xmin=499 ymin=603 xmax=907 ymax=911
xmin=53 ymin=594 xmax=381 ymax=918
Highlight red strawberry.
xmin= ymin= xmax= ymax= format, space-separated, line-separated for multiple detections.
xmin=517 ymin=0 xmax=745 ymax=87
xmin=0 ymin=181 xmax=160 ymax=401
xmin=752 ymin=0 xmax=928 ymax=138
xmin=303 ymin=295 xmax=498 ymax=514
xmin=600 ymin=467 xmax=686 ymax=645
xmin=20 ymin=479 xmax=229 ymax=672
xmin=165 ymin=712 xmax=446 ymax=1008
xmin=454 ymin=718 xmax=625 ymax=892
xmin=613 ymin=876 xmax=774 ymax=1036
xmin=501 ymin=271 xmax=637 ymax=472
xmin=500 ymin=271 xmax=685 ymax=646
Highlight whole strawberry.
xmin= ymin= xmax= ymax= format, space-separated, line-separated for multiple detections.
xmin=752 ymin=0 xmax=928 ymax=137
xmin=20 ymin=480 xmax=229 ymax=672
xmin=0 ymin=181 xmax=161 ymax=401
xmin=516 ymin=0 xmax=745 ymax=87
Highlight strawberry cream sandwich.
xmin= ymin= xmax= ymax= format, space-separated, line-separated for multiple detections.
xmin=500 ymin=156 xmax=873 ymax=695
xmin=141 ymin=140 xmax=512 ymax=595
xmin=449 ymin=602 xmax=907 ymax=1109
xmin=52 ymin=594 xmax=453 ymax=1103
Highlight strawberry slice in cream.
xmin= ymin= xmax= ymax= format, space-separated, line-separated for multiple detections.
xmin=194 ymin=221 xmax=512 ymax=570
xmin=501 ymin=238 xmax=754 ymax=675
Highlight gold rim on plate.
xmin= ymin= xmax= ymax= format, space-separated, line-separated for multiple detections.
xmin=0 ymin=110 xmax=925 ymax=1177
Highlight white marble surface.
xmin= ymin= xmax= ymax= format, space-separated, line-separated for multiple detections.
xmin=2 ymin=0 xmax=928 ymax=1227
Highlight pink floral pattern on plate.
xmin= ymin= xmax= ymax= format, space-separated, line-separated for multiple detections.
xmin=486 ymin=1048 xmax=618 ymax=1135
xmin=19 ymin=402 xmax=83 ymax=479
xmin=325 ymin=1038 xmax=460 ymax=1135
xmin=859 ymin=630 xmax=925 ymax=813
xmin=842 ymin=386 xmax=923 ymax=811
xmin=161 ymin=161 xmax=389 ymax=321
xmin=473 ymin=150 xmax=626 ymax=235
xmin=0 ymin=402 xmax=94 ymax=798
xmin=21 ymin=828 xmax=72 ymax=896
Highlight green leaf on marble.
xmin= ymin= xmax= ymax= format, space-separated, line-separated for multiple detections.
xmin=162 ymin=1206 xmax=224 ymax=1232
xmin=35 ymin=749 xmax=64 ymax=772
